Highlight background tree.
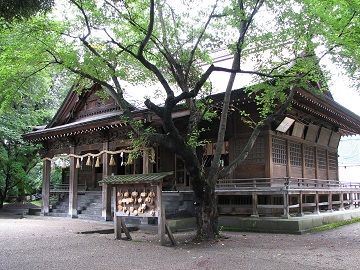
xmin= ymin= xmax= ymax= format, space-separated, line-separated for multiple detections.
xmin=0 ymin=0 xmax=54 ymax=22
xmin=1 ymin=0 xmax=359 ymax=239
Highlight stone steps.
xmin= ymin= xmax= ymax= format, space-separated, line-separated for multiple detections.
xmin=49 ymin=192 xmax=103 ymax=220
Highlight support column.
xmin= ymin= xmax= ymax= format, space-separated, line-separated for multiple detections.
xmin=251 ymin=192 xmax=259 ymax=217
xmin=68 ymin=146 xmax=78 ymax=218
xmin=328 ymin=192 xmax=333 ymax=212
xmin=102 ymin=141 xmax=112 ymax=221
xmin=340 ymin=192 xmax=344 ymax=210
xmin=157 ymin=182 xmax=165 ymax=245
xmin=41 ymin=158 xmax=51 ymax=216
xmin=298 ymin=191 xmax=304 ymax=216
xmin=282 ymin=192 xmax=290 ymax=218
xmin=314 ymin=192 xmax=320 ymax=214
xmin=350 ymin=192 xmax=355 ymax=209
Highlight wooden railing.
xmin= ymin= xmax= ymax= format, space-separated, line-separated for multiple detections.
xmin=216 ymin=177 xmax=360 ymax=190
xmin=50 ymin=184 xmax=87 ymax=192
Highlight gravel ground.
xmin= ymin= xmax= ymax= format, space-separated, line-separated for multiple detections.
xmin=0 ymin=214 xmax=360 ymax=270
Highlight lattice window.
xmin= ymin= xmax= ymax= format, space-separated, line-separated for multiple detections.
xmin=317 ymin=149 xmax=327 ymax=170
xmin=328 ymin=152 xmax=338 ymax=171
xmin=304 ymin=146 xmax=314 ymax=168
xmin=289 ymin=142 xmax=302 ymax=166
xmin=235 ymin=137 xmax=265 ymax=164
xmin=272 ymin=138 xmax=287 ymax=165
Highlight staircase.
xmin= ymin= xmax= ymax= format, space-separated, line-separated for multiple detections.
xmin=50 ymin=192 xmax=106 ymax=220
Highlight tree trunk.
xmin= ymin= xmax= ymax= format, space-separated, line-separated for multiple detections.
xmin=192 ymin=175 xmax=219 ymax=240
xmin=0 ymin=193 xmax=4 ymax=209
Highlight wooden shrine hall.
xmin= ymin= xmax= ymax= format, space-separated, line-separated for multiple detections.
xmin=23 ymin=82 xmax=360 ymax=225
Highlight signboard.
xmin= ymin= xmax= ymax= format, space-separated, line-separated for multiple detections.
xmin=276 ymin=117 xmax=295 ymax=133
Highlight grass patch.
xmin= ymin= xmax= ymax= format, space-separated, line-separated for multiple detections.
xmin=309 ymin=217 xmax=360 ymax=233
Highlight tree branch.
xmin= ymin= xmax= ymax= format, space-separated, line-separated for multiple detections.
xmin=219 ymin=85 xmax=296 ymax=177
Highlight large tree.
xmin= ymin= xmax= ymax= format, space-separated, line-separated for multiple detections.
xmin=2 ymin=0 xmax=359 ymax=239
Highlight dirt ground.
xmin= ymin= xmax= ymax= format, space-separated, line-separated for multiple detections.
xmin=0 ymin=213 xmax=359 ymax=270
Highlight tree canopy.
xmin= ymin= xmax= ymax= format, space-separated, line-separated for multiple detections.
xmin=0 ymin=0 xmax=54 ymax=22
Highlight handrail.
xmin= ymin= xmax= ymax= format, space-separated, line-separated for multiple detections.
xmin=50 ymin=184 xmax=87 ymax=192
xmin=216 ymin=177 xmax=360 ymax=190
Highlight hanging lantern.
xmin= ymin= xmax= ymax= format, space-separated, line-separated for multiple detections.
xmin=109 ymin=154 xmax=116 ymax=166
xmin=85 ymin=156 xmax=91 ymax=166
xmin=95 ymin=156 xmax=100 ymax=167
xmin=76 ymin=158 xmax=81 ymax=169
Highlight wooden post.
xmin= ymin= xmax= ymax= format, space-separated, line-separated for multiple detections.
xmin=68 ymin=146 xmax=78 ymax=218
xmin=113 ymin=187 xmax=122 ymax=240
xmin=102 ymin=142 xmax=112 ymax=221
xmin=301 ymin=144 xmax=305 ymax=178
xmin=340 ymin=192 xmax=344 ymax=210
xmin=298 ymin=191 xmax=304 ymax=216
xmin=265 ymin=132 xmax=273 ymax=178
xmin=41 ymin=158 xmax=51 ymax=216
xmin=157 ymin=182 xmax=165 ymax=245
xmin=315 ymin=192 xmax=320 ymax=214
xmin=350 ymin=192 xmax=355 ymax=209
xmin=283 ymin=191 xmax=290 ymax=218
xmin=251 ymin=192 xmax=259 ymax=217
xmin=328 ymin=192 xmax=333 ymax=212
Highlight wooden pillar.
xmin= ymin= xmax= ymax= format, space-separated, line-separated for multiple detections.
xmin=68 ymin=146 xmax=78 ymax=218
xmin=157 ymin=182 xmax=165 ymax=245
xmin=328 ymin=192 xmax=333 ymax=212
xmin=264 ymin=132 xmax=273 ymax=178
xmin=41 ymin=158 xmax=51 ymax=216
xmin=340 ymin=192 xmax=344 ymax=210
xmin=113 ymin=186 xmax=121 ymax=239
xmin=251 ymin=192 xmax=259 ymax=217
xmin=102 ymin=142 xmax=112 ymax=221
xmin=350 ymin=192 xmax=355 ymax=209
xmin=298 ymin=191 xmax=304 ymax=216
xmin=314 ymin=192 xmax=320 ymax=214
xmin=283 ymin=191 xmax=290 ymax=218
xmin=301 ymin=144 xmax=305 ymax=178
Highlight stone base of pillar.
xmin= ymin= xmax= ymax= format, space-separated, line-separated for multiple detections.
xmin=68 ymin=209 xmax=78 ymax=218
